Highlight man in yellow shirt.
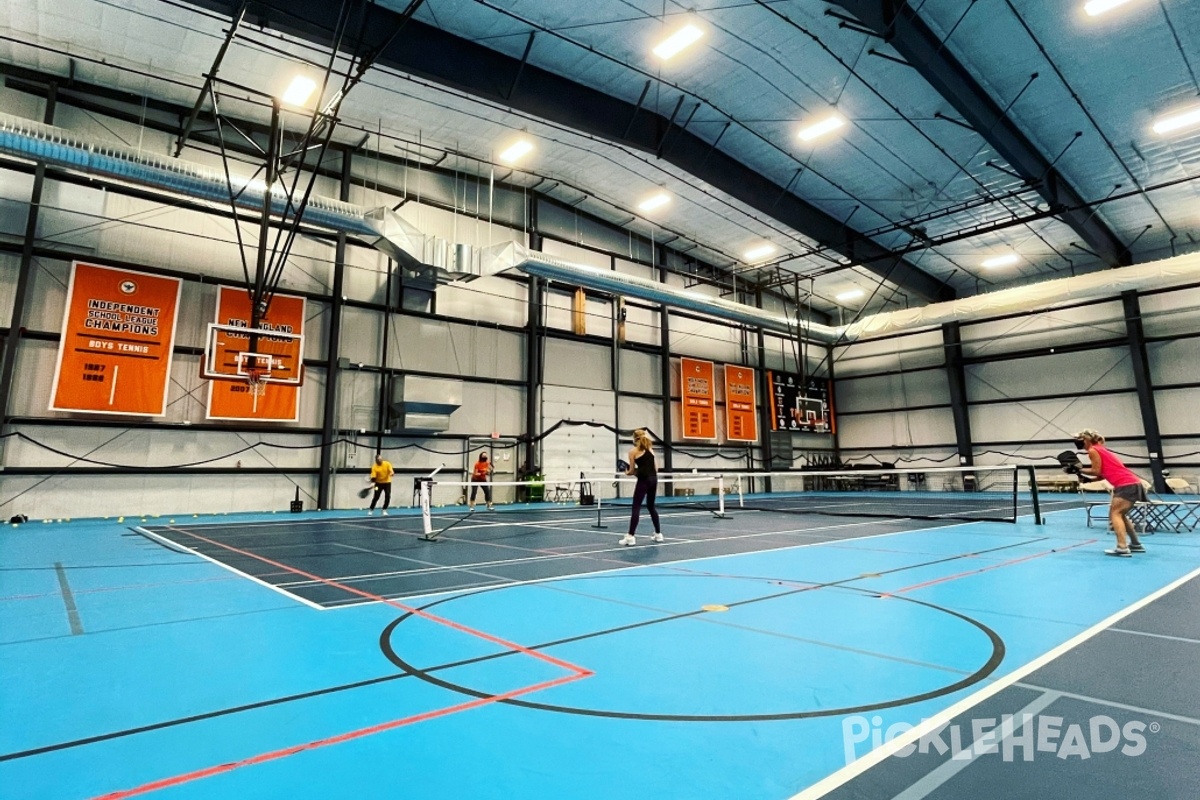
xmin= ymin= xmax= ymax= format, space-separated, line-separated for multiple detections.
xmin=367 ymin=453 xmax=394 ymax=516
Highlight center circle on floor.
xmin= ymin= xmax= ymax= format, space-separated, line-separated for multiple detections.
xmin=379 ymin=572 xmax=1004 ymax=721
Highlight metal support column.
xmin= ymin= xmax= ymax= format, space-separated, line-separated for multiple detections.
xmin=658 ymin=250 xmax=674 ymax=474
xmin=755 ymin=289 xmax=773 ymax=490
xmin=942 ymin=322 xmax=974 ymax=467
xmin=317 ymin=149 xmax=352 ymax=509
xmin=523 ymin=196 xmax=543 ymax=475
xmin=1123 ymin=292 xmax=1166 ymax=492
xmin=0 ymin=84 xmax=56 ymax=428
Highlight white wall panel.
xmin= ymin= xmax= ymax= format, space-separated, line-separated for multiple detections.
xmin=449 ymin=384 xmax=524 ymax=435
xmin=837 ymin=370 xmax=950 ymax=413
xmin=838 ymin=408 xmax=956 ymax=450
xmin=966 ymin=348 xmax=1134 ymax=401
xmin=834 ymin=329 xmax=944 ymax=377
xmin=1155 ymin=389 xmax=1200 ymax=437
xmin=1138 ymin=286 xmax=1200 ymax=338
xmin=436 ymin=275 xmax=527 ymax=327
xmin=338 ymin=306 xmax=383 ymax=364
xmin=340 ymin=244 xmax=392 ymax=305
xmin=542 ymin=238 xmax=611 ymax=269
xmin=539 ymin=385 xmax=617 ymax=479
xmin=0 ymin=171 xmax=35 ymax=238
xmin=618 ymin=350 xmax=661 ymax=395
xmin=960 ymin=301 xmax=1125 ymax=358
xmin=1148 ymin=339 xmax=1200 ymax=385
xmin=389 ymin=317 xmax=523 ymax=381
xmin=618 ymin=395 xmax=661 ymax=432
xmin=0 ymin=252 xmax=20 ymax=322
xmin=0 ymin=472 xmax=321 ymax=519
xmin=543 ymin=338 xmax=610 ymax=390
xmin=624 ymin=302 xmax=661 ymax=347
xmin=968 ymin=393 xmax=1145 ymax=443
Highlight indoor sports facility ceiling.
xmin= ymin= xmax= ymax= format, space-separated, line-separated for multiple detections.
xmin=3 ymin=0 xmax=1199 ymax=319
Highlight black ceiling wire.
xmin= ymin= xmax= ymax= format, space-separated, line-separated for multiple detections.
xmin=1001 ymin=0 xmax=1177 ymax=243
xmin=1157 ymin=0 xmax=1200 ymax=96
xmin=465 ymin=0 xmax=916 ymax=246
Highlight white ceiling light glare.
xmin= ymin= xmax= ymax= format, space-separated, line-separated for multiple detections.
xmin=743 ymin=243 xmax=776 ymax=262
xmin=281 ymin=75 xmax=317 ymax=107
xmin=1082 ymin=0 xmax=1140 ymax=17
xmin=836 ymin=289 xmax=865 ymax=303
xmin=982 ymin=253 xmax=1021 ymax=269
xmin=1152 ymin=106 xmax=1200 ymax=136
xmin=638 ymin=191 xmax=671 ymax=212
xmin=498 ymin=138 xmax=534 ymax=164
xmin=653 ymin=22 xmax=704 ymax=60
xmin=798 ymin=112 xmax=848 ymax=143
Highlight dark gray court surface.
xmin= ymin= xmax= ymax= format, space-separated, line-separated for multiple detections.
xmin=824 ymin=573 xmax=1200 ymax=800
xmin=142 ymin=502 xmax=967 ymax=608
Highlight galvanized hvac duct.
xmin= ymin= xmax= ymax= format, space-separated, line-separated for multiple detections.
xmin=4 ymin=111 xmax=1199 ymax=345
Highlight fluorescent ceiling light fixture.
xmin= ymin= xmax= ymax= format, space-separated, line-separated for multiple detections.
xmin=1152 ymin=106 xmax=1200 ymax=135
xmin=638 ymin=191 xmax=671 ymax=212
xmin=498 ymin=138 xmax=534 ymax=164
xmin=798 ymin=113 xmax=846 ymax=142
xmin=653 ymin=24 xmax=704 ymax=60
xmin=982 ymin=254 xmax=1020 ymax=268
xmin=743 ymin=244 xmax=776 ymax=262
xmin=281 ymin=76 xmax=317 ymax=107
xmin=836 ymin=289 xmax=865 ymax=302
xmin=1083 ymin=0 xmax=1138 ymax=17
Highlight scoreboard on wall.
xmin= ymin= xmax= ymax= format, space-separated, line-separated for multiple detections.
xmin=767 ymin=370 xmax=834 ymax=433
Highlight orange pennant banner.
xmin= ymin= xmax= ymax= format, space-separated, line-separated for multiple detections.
xmin=723 ymin=365 xmax=758 ymax=442
xmin=49 ymin=262 xmax=182 ymax=416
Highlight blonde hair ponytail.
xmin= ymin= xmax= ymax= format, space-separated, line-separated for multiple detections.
xmin=633 ymin=429 xmax=653 ymax=452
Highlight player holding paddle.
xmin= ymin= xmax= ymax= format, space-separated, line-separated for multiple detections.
xmin=619 ymin=429 xmax=662 ymax=546
xmin=1064 ymin=430 xmax=1146 ymax=557
xmin=468 ymin=452 xmax=494 ymax=511
xmin=366 ymin=453 xmax=394 ymax=516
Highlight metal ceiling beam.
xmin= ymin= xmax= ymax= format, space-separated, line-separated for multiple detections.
xmin=179 ymin=0 xmax=954 ymax=302
xmin=828 ymin=0 xmax=1131 ymax=268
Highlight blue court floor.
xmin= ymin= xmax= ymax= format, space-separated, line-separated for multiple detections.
xmin=2 ymin=500 xmax=1198 ymax=799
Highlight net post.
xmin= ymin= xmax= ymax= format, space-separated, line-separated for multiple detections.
xmin=593 ymin=479 xmax=607 ymax=529
xmin=1026 ymin=465 xmax=1043 ymax=525
xmin=419 ymin=479 xmax=437 ymax=540
xmin=712 ymin=475 xmax=727 ymax=519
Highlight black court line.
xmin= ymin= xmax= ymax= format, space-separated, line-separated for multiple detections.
xmin=2 ymin=536 xmax=1041 ymax=760
xmin=53 ymin=562 xmax=84 ymax=635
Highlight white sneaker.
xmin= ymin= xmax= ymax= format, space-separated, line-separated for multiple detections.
xmin=367 ymin=510 xmax=373 ymax=516
xmin=468 ymin=506 xmax=475 ymax=512
xmin=652 ymin=532 xmax=664 ymax=543
xmin=619 ymin=534 xmax=636 ymax=546
xmin=487 ymin=503 xmax=494 ymax=511
xmin=382 ymin=510 xmax=388 ymax=516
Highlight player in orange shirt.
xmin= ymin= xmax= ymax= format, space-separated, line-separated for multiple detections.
xmin=469 ymin=452 xmax=494 ymax=511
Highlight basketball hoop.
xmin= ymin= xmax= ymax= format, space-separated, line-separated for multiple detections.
xmin=245 ymin=368 xmax=268 ymax=398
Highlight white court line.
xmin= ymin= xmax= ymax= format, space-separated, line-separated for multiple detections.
xmin=786 ymin=563 xmax=1200 ymax=800
xmin=1014 ymin=683 xmax=1200 ymax=727
xmin=1107 ymin=627 xmax=1200 ymax=646
xmin=138 ymin=527 xmax=326 ymax=611
xmin=317 ymin=516 xmax=1021 ymax=611
xmin=889 ymin=691 xmax=1062 ymax=800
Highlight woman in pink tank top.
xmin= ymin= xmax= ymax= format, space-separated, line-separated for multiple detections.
xmin=1074 ymin=429 xmax=1146 ymax=557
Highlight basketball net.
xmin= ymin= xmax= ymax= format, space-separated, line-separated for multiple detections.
xmin=244 ymin=368 xmax=268 ymax=414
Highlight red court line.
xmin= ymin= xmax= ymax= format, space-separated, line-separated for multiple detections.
xmin=82 ymin=527 xmax=595 ymax=800
xmin=169 ymin=527 xmax=592 ymax=677
xmin=883 ymin=539 xmax=1097 ymax=596
xmin=92 ymin=671 xmax=587 ymax=800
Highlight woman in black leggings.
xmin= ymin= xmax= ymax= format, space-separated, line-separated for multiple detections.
xmin=620 ymin=429 xmax=662 ymax=546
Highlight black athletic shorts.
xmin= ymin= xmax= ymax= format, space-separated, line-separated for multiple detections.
xmin=1112 ymin=483 xmax=1148 ymax=503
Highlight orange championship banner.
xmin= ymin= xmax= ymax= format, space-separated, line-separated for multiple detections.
xmin=206 ymin=286 xmax=305 ymax=422
xmin=49 ymin=262 xmax=182 ymax=416
xmin=679 ymin=357 xmax=717 ymax=440
xmin=723 ymin=365 xmax=758 ymax=443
